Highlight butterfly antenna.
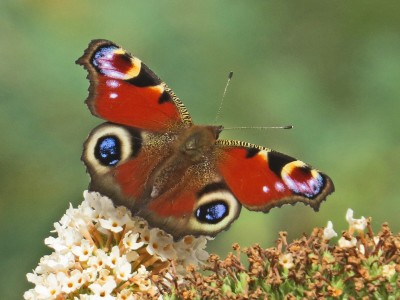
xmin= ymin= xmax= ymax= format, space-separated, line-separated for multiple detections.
xmin=224 ymin=125 xmax=293 ymax=130
xmin=214 ymin=71 xmax=234 ymax=124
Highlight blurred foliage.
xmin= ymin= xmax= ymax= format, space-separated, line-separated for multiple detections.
xmin=0 ymin=1 xmax=399 ymax=299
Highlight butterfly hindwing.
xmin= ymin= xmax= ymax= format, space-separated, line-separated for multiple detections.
xmin=140 ymin=172 xmax=241 ymax=239
xmin=216 ymin=140 xmax=334 ymax=212
xmin=82 ymin=123 xmax=241 ymax=239
xmin=82 ymin=122 xmax=174 ymax=210
xmin=76 ymin=39 xmax=192 ymax=132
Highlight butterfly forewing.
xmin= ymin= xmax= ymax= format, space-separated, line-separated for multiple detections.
xmin=216 ymin=140 xmax=334 ymax=212
xmin=76 ymin=39 xmax=192 ymax=132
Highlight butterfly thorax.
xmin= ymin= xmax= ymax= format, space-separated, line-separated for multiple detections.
xmin=150 ymin=125 xmax=223 ymax=198
xmin=178 ymin=125 xmax=222 ymax=161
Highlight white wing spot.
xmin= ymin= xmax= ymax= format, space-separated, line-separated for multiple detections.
xmin=275 ymin=182 xmax=285 ymax=192
xmin=262 ymin=185 xmax=269 ymax=193
xmin=106 ymin=79 xmax=120 ymax=88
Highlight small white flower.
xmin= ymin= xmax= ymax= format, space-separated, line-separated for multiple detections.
xmin=346 ymin=208 xmax=367 ymax=232
xmin=98 ymin=269 xmax=112 ymax=282
xmin=358 ymin=244 xmax=365 ymax=255
xmin=44 ymin=236 xmax=67 ymax=253
xmin=382 ymin=263 xmax=396 ymax=279
xmin=23 ymin=290 xmax=36 ymax=300
xmin=338 ymin=236 xmax=357 ymax=248
xmin=56 ymin=206 xmax=73 ymax=229
xmin=89 ymin=276 xmax=117 ymax=299
xmin=66 ymin=204 xmax=93 ymax=232
xmin=192 ymin=237 xmax=210 ymax=262
xmin=84 ymin=190 xmax=115 ymax=218
xmin=97 ymin=205 xmax=131 ymax=233
xmin=175 ymin=236 xmax=210 ymax=269
xmin=146 ymin=228 xmax=176 ymax=261
xmin=323 ymin=221 xmax=338 ymax=240
xmin=52 ymin=225 xmax=83 ymax=251
xmin=88 ymin=249 xmax=108 ymax=270
xmin=114 ymin=257 xmax=132 ymax=281
xmin=26 ymin=273 xmax=42 ymax=286
xmin=82 ymin=266 xmax=98 ymax=283
xmin=33 ymin=273 xmax=60 ymax=299
xmin=123 ymin=231 xmax=144 ymax=250
xmin=130 ymin=265 xmax=153 ymax=291
xmin=99 ymin=216 xmax=125 ymax=233
xmin=37 ymin=252 xmax=75 ymax=273
xmin=107 ymin=246 xmax=122 ymax=268
xmin=278 ymin=253 xmax=294 ymax=269
xmin=59 ymin=270 xmax=85 ymax=294
xmin=72 ymin=239 xmax=94 ymax=262
xmin=116 ymin=290 xmax=136 ymax=300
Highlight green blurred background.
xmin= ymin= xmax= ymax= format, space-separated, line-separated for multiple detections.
xmin=1 ymin=1 xmax=399 ymax=298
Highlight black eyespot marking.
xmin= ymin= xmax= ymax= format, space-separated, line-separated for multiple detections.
xmin=127 ymin=127 xmax=142 ymax=158
xmin=246 ymin=148 xmax=260 ymax=158
xmin=195 ymin=201 xmax=229 ymax=224
xmin=94 ymin=135 xmax=121 ymax=166
xmin=126 ymin=62 xmax=161 ymax=87
xmin=159 ymin=90 xmax=173 ymax=104
xmin=197 ymin=182 xmax=228 ymax=198
xmin=268 ymin=151 xmax=296 ymax=177
xmin=118 ymin=53 xmax=133 ymax=64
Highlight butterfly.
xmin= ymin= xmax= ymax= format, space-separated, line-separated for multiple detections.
xmin=76 ymin=39 xmax=334 ymax=240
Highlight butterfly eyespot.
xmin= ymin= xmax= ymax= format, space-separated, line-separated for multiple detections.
xmin=281 ymin=161 xmax=325 ymax=198
xmin=195 ymin=201 xmax=229 ymax=224
xmin=83 ymin=123 xmax=142 ymax=175
xmin=92 ymin=45 xmax=118 ymax=66
xmin=189 ymin=186 xmax=240 ymax=234
xmin=94 ymin=135 xmax=121 ymax=166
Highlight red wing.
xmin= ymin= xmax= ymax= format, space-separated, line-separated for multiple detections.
xmin=113 ymin=156 xmax=158 ymax=200
xmin=216 ymin=141 xmax=334 ymax=212
xmin=82 ymin=123 xmax=241 ymax=239
xmin=139 ymin=167 xmax=242 ymax=240
xmin=87 ymin=151 xmax=159 ymax=210
xmin=82 ymin=123 xmax=164 ymax=210
xmin=77 ymin=40 xmax=192 ymax=132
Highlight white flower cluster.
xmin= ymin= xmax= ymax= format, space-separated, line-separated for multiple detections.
xmin=24 ymin=191 xmax=210 ymax=300
xmin=280 ymin=209 xmax=370 ymax=271
xmin=322 ymin=208 xmax=375 ymax=253
xmin=322 ymin=208 xmax=368 ymax=243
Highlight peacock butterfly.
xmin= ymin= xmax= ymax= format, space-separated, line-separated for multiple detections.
xmin=76 ymin=39 xmax=334 ymax=240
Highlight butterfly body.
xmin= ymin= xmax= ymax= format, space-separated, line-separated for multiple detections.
xmin=77 ymin=40 xmax=334 ymax=240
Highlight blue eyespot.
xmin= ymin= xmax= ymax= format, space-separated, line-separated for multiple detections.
xmin=92 ymin=45 xmax=118 ymax=66
xmin=95 ymin=136 xmax=121 ymax=166
xmin=195 ymin=201 xmax=228 ymax=224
